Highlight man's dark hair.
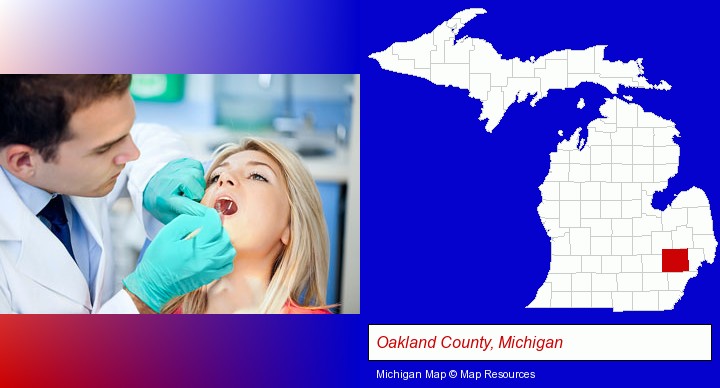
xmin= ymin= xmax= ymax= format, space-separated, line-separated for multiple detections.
xmin=0 ymin=75 xmax=132 ymax=161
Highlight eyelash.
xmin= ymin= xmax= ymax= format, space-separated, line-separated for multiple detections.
xmin=250 ymin=172 xmax=268 ymax=182
xmin=207 ymin=172 xmax=268 ymax=184
xmin=96 ymin=135 xmax=128 ymax=155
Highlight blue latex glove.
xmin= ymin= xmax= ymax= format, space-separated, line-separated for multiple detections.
xmin=143 ymin=158 xmax=207 ymax=224
xmin=123 ymin=207 xmax=235 ymax=312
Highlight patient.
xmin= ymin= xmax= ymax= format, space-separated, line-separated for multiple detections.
xmin=162 ymin=138 xmax=331 ymax=314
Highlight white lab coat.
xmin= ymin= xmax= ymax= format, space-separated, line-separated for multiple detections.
xmin=0 ymin=123 xmax=191 ymax=313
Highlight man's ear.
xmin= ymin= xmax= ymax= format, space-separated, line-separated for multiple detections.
xmin=2 ymin=144 xmax=38 ymax=178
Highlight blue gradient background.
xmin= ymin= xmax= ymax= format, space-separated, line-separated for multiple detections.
xmin=1 ymin=0 xmax=718 ymax=387
xmin=0 ymin=0 xmax=359 ymax=73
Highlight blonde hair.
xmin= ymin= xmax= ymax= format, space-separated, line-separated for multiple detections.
xmin=162 ymin=137 xmax=330 ymax=314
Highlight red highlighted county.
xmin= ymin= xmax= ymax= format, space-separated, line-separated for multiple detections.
xmin=662 ymin=249 xmax=689 ymax=272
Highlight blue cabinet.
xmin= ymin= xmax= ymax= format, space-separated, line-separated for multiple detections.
xmin=316 ymin=181 xmax=344 ymax=306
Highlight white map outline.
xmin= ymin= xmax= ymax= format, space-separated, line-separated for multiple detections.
xmin=370 ymin=8 xmax=716 ymax=311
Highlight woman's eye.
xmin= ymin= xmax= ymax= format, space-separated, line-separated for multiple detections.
xmin=208 ymin=174 xmax=220 ymax=184
xmin=250 ymin=173 xmax=268 ymax=182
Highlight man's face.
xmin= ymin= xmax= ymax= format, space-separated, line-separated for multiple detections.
xmin=32 ymin=91 xmax=140 ymax=197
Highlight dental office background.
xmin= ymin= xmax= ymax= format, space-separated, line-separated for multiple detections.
xmin=111 ymin=74 xmax=360 ymax=313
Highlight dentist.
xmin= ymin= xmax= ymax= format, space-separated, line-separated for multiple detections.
xmin=0 ymin=75 xmax=235 ymax=313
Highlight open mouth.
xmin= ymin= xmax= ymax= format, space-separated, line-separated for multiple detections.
xmin=214 ymin=197 xmax=238 ymax=216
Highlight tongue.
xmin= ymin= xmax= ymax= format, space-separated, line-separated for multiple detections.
xmin=214 ymin=199 xmax=238 ymax=215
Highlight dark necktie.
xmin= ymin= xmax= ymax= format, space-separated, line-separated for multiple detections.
xmin=37 ymin=195 xmax=75 ymax=262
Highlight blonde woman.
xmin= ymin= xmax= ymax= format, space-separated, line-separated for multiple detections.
xmin=162 ymin=138 xmax=331 ymax=314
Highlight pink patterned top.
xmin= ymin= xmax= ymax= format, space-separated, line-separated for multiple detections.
xmin=172 ymin=299 xmax=332 ymax=314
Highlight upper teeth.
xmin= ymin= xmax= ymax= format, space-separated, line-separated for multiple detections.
xmin=214 ymin=197 xmax=236 ymax=215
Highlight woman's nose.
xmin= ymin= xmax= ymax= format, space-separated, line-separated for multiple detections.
xmin=218 ymin=173 xmax=235 ymax=187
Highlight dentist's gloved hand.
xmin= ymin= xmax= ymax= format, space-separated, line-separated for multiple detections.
xmin=143 ymin=158 xmax=207 ymax=224
xmin=123 ymin=206 xmax=235 ymax=313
